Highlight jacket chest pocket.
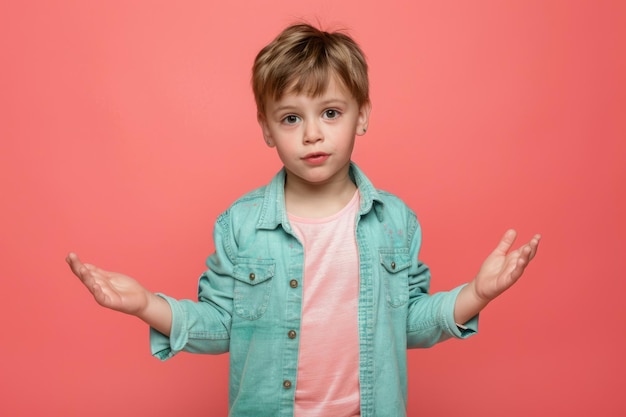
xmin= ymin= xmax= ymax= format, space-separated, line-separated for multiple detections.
xmin=379 ymin=248 xmax=411 ymax=308
xmin=233 ymin=259 xmax=275 ymax=320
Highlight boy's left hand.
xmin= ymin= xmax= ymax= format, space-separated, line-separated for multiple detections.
xmin=470 ymin=229 xmax=541 ymax=303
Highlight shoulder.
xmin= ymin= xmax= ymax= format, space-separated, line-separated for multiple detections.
xmin=376 ymin=188 xmax=418 ymax=220
xmin=377 ymin=189 xmax=413 ymax=210
xmin=217 ymin=185 xmax=267 ymax=222
xmin=351 ymin=162 xmax=415 ymax=216
xmin=367 ymin=187 xmax=422 ymax=244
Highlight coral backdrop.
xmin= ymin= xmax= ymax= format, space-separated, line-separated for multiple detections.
xmin=1 ymin=1 xmax=624 ymax=416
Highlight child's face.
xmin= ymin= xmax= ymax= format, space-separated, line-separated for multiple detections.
xmin=258 ymin=76 xmax=370 ymax=190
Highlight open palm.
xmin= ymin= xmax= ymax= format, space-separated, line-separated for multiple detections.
xmin=66 ymin=253 xmax=151 ymax=315
xmin=473 ymin=230 xmax=541 ymax=302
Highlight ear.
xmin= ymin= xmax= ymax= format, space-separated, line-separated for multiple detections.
xmin=257 ymin=111 xmax=275 ymax=147
xmin=355 ymin=100 xmax=372 ymax=136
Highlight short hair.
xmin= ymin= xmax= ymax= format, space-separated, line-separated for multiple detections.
xmin=252 ymin=23 xmax=369 ymax=115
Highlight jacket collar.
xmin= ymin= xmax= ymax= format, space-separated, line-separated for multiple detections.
xmin=256 ymin=161 xmax=385 ymax=231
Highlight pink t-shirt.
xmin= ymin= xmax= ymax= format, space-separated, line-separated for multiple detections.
xmin=288 ymin=191 xmax=361 ymax=417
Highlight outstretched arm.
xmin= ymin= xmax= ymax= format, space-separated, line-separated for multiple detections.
xmin=454 ymin=229 xmax=541 ymax=325
xmin=66 ymin=253 xmax=172 ymax=336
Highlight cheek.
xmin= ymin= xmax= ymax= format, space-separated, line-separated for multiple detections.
xmin=274 ymin=141 xmax=296 ymax=160
xmin=338 ymin=127 xmax=358 ymax=146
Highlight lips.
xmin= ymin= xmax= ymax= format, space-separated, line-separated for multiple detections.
xmin=302 ymin=152 xmax=330 ymax=165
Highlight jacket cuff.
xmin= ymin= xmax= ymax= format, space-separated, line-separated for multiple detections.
xmin=444 ymin=284 xmax=479 ymax=339
xmin=149 ymin=293 xmax=188 ymax=360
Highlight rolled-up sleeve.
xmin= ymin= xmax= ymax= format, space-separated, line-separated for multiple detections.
xmin=405 ymin=217 xmax=479 ymax=348
xmin=150 ymin=294 xmax=193 ymax=360
xmin=150 ymin=212 xmax=236 ymax=360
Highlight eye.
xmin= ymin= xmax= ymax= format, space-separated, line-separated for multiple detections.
xmin=282 ymin=115 xmax=301 ymax=125
xmin=323 ymin=109 xmax=341 ymax=120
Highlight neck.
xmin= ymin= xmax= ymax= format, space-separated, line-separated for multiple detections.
xmin=284 ymin=169 xmax=357 ymax=219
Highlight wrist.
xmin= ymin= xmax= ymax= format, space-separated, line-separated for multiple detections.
xmin=454 ymin=281 xmax=490 ymax=325
xmin=136 ymin=292 xmax=172 ymax=336
xmin=468 ymin=279 xmax=492 ymax=306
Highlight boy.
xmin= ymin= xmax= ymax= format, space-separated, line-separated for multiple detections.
xmin=67 ymin=23 xmax=540 ymax=416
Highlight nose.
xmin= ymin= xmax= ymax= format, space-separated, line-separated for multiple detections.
xmin=303 ymin=121 xmax=323 ymax=144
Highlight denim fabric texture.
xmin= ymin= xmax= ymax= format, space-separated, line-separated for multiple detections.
xmin=150 ymin=162 xmax=478 ymax=417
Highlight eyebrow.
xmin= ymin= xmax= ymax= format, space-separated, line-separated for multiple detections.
xmin=271 ymin=98 xmax=350 ymax=114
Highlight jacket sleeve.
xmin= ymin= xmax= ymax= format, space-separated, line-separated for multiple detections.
xmin=150 ymin=211 xmax=236 ymax=360
xmin=405 ymin=214 xmax=479 ymax=348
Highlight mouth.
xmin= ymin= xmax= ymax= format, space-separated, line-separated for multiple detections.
xmin=302 ymin=152 xmax=330 ymax=164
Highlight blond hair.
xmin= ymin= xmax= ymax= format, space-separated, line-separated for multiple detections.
xmin=252 ymin=23 xmax=369 ymax=115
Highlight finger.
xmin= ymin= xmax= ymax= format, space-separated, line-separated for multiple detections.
xmin=91 ymin=281 xmax=113 ymax=307
xmin=80 ymin=268 xmax=115 ymax=304
xmin=509 ymin=260 xmax=526 ymax=283
xmin=527 ymin=234 xmax=541 ymax=261
xmin=520 ymin=235 xmax=541 ymax=263
xmin=82 ymin=262 xmax=106 ymax=275
xmin=66 ymin=253 xmax=88 ymax=279
xmin=510 ymin=238 xmax=539 ymax=280
xmin=492 ymin=229 xmax=518 ymax=256
xmin=507 ymin=253 xmax=529 ymax=283
xmin=67 ymin=254 xmax=104 ymax=294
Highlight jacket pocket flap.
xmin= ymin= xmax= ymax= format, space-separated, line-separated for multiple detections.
xmin=379 ymin=249 xmax=411 ymax=273
xmin=233 ymin=259 xmax=275 ymax=285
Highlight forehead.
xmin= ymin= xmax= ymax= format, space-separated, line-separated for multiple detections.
xmin=266 ymin=75 xmax=355 ymax=109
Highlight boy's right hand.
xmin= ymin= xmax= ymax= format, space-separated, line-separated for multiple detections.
xmin=66 ymin=252 xmax=151 ymax=316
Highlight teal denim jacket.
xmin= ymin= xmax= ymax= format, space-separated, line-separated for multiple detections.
xmin=150 ymin=162 xmax=478 ymax=417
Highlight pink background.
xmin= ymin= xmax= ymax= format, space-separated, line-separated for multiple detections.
xmin=1 ymin=1 xmax=624 ymax=415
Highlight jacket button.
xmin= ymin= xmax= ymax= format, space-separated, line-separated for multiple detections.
xmin=289 ymin=279 xmax=298 ymax=288
xmin=390 ymin=262 xmax=396 ymax=270
xmin=288 ymin=330 xmax=297 ymax=339
xmin=249 ymin=273 xmax=256 ymax=281
xmin=283 ymin=380 xmax=292 ymax=389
